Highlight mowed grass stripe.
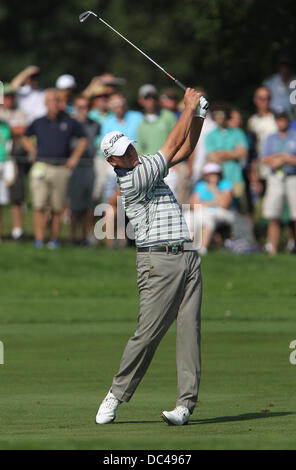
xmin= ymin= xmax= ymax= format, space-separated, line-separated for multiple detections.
xmin=0 ymin=243 xmax=295 ymax=449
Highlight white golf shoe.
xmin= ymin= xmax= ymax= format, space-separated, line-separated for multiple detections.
xmin=95 ymin=390 xmax=121 ymax=424
xmin=161 ymin=406 xmax=190 ymax=426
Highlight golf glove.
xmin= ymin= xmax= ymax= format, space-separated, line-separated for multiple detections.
xmin=195 ymin=96 xmax=209 ymax=119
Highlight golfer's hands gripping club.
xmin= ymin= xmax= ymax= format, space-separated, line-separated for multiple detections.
xmin=195 ymin=95 xmax=209 ymax=119
xmin=184 ymin=88 xmax=202 ymax=113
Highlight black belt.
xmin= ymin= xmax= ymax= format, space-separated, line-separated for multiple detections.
xmin=38 ymin=160 xmax=66 ymax=166
xmin=137 ymin=244 xmax=187 ymax=254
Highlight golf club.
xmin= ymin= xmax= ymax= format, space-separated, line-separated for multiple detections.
xmin=79 ymin=10 xmax=187 ymax=91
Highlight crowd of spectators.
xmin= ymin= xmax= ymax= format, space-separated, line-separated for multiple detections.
xmin=0 ymin=54 xmax=296 ymax=255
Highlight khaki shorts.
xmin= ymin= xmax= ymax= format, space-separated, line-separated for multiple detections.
xmin=263 ymin=174 xmax=296 ymax=220
xmin=30 ymin=162 xmax=71 ymax=213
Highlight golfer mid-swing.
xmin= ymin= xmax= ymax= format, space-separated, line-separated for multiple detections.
xmin=96 ymin=89 xmax=209 ymax=425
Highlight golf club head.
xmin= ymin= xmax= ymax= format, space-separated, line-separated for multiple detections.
xmin=79 ymin=11 xmax=97 ymax=23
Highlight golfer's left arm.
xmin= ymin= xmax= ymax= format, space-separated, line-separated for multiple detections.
xmin=168 ymin=117 xmax=204 ymax=168
xmin=168 ymin=96 xmax=209 ymax=168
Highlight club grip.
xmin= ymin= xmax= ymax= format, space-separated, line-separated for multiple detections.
xmin=174 ymin=79 xmax=187 ymax=91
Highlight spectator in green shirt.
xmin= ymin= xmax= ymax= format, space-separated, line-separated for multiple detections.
xmin=205 ymin=103 xmax=248 ymax=200
xmin=0 ymin=121 xmax=10 ymax=162
xmin=137 ymin=84 xmax=177 ymax=155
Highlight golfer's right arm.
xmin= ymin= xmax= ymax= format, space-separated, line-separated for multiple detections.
xmin=160 ymin=88 xmax=200 ymax=162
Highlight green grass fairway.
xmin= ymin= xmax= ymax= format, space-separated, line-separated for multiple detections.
xmin=0 ymin=243 xmax=295 ymax=450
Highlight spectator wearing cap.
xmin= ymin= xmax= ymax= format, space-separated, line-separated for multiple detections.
xmin=137 ymin=84 xmax=177 ymax=155
xmin=260 ymin=111 xmax=296 ymax=255
xmin=188 ymin=162 xmax=234 ymax=255
xmin=21 ymin=89 xmax=88 ymax=249
xmin=10 ymin=66 xmax=47 ymax=124
xmin=56 ymin=74 xmax=77 ymax=115
xmin=159 ymin=87 xmax=182 ymax=119
xmin=0 ymin=83 xmax=28 ymax=240
xmin=205 ymin=102 xmax=248 ymax=204
xmin=138 ymin=85 xmax=188 ymax=203
xmin=263 ymin=54 xmax=296 ymax=117
xmin=69 ymin=95 xmax=100 ymax=245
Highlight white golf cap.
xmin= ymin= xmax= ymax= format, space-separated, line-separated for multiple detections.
xmin=55 ymin=74 xmax=77 ymax=90
xmin=101 ymin=131 xmax=135 ymax=159
xmin=202 ymin=162 xmax=222 ymax=175
xmin=138 ymin=84 xmax=157 ymax=98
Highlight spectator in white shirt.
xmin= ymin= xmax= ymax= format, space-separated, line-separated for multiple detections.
xmin=10 ymin=66 xmax=47 ymax=124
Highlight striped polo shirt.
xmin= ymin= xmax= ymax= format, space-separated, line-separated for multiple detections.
xmin=115 ymin=151 xmax=191 ymax=247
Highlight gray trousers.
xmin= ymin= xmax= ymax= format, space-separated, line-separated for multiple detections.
xmin=111 ymin=249 xmax=202 ymax=414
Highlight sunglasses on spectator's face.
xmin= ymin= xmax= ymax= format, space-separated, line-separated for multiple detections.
xmin=143 ymin=94 xmax=157 ymax=100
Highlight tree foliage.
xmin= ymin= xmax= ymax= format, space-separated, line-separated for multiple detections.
xmin=1 ymin=0 xmax=295 ymax=112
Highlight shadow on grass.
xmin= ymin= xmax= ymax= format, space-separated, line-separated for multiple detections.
xmin=115 ymin=411 xmax=294 ymax=425
xmin=190 ymin=411 xmax=294 ymax=425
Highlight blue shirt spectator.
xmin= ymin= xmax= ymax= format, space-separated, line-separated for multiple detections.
xmin=101 ymin=109 xmax=143 ymax=141
xmin=25 ymin=111 xmax=86 ymax=164
xmin=261 ymin=128 xmax=296 ymax=176
xmin=97 ymin=94 xmax=143 ymax=156
xmin=194 ymin=179 xmax=233 ymax=206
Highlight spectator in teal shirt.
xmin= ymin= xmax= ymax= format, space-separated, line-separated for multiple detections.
xmin=205 ymin=103 xmax=248 ymax=201
xmin=0 ymin=120 xmax=11 ymax=239
xmin=0 ymin=120 xmax=10 ymax=163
